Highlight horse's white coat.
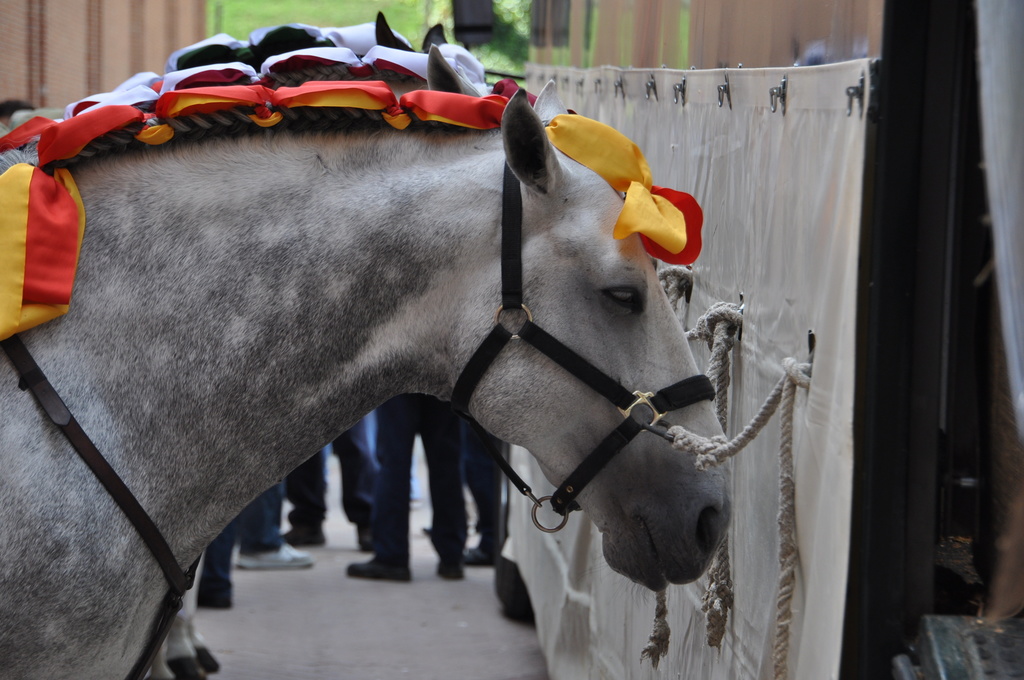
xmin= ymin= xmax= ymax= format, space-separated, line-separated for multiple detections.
xmin=0 ymin=89 xmax=728 ymax=679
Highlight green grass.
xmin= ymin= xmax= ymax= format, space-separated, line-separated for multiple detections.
xmin=207 ymin=0 xmax=528 ymax=77
xmin=210 ymin=0 xmax=425 ymax=46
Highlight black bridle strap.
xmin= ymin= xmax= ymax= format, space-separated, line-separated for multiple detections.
xmin=549 ymin=417 xmax=644 ymax=514
xmin=650 ymin=374 xmax=717 ymax=413
xmin=450 ymin=326 xmax=536 ymax=500
xmin=518 ymin=321 xmax=637 ymax=410
xmin=450 ymin=164 xmax=539 ymax=504
xmin=519 ymin=321 xmax=717 ymax=416
xmin=1 ymin=335 xmax=191 ymax=596
xmin=546 ymin=377 xmax=715 ymax=514
xmin=462 ymin=411 xmax=535 ymax=499
xmin=500 ymin=162 xmax=524 ymax=309
xmin=451 ymin=324 xmax=514 ymax=416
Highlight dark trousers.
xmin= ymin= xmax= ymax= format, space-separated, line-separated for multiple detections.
xmin=286 ymin=416 xmax=378 ymax=529
xmin=198 ymin=518 xmax=237 ymax=601
xmin=199 ymin=483 xmax=283 ymax=598
xmin=460 ymin=420 xmax=498 ymax=556
xmin=372 ymin=394 xmax=466 ymax=567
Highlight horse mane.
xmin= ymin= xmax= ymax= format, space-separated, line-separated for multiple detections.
xmin=2 ymin=14 xmax=511 ymax=174
xmin=0 ymin=145 xmax=37 ymax=172
xmin=264 ymin=64 xmax=422 ymax=89
xmin=44 ymin=96 xmax=483 ymax=172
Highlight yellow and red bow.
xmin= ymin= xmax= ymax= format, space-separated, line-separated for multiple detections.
xmin=545 ymin=114 xmax=702 ymax=266
xmin=0 ymin=164 xmax=85 ymax=339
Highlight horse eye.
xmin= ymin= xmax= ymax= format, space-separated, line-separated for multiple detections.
xmin=602 ymin=287 xmax=644 ymax=313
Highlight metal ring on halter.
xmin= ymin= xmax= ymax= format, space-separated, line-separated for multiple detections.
xmin=531 ymin=495 xmax=570 ymax=533
xmin=493 ymin=304 xmax=534 ymax=339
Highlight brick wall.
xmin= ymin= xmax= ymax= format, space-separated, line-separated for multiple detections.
xmin=0 ymin=0 xmax=206 ymax=111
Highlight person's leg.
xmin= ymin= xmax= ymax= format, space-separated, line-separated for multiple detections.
xmin=460 ymin=420 xmax=498 ymax=563
xmin=347 ymin=396 xmax=414 ymax=581
xmin=237 ymin=482 xmax=313 ymax=569
xmin=420 ymin=396 xmax=467 ymax=577
xmin=335 ymin=414 xmax=379 ymax=550
xmin=238 ymin=483 xmax=284 ymax=554
xmin=284 ymin=449 xmax=328 ymax=545
xmin=197 ymin=519 xmax=236 ymax=608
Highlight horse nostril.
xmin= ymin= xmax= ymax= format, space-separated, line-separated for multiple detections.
xmin=696 ymin=506 xmax=721 ymax=554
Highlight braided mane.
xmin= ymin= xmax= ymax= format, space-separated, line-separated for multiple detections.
xmin=4 ymin=16 xmax=502 ymax=173
xmin=45 ymin=91 xmax=485 ymax=171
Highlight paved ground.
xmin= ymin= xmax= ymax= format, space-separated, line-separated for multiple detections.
xmin=192 ymin=453 xmax=549 ymax=680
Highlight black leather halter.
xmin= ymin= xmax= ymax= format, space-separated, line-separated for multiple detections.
xmin=452 ymin=164 xmax=716 ymax=529
xmin=1 ymin=334 xmax=198 ymax=680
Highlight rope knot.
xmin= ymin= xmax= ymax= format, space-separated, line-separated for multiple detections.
xmin=668 ymin=428 xmax=727 ymax=471
xmin=781 ymin=357 xmax=812 ymax=388
xmin=687 ymin=301 xmax=743 ymax=351
xmin=657 ymin=265 xmax=693 ymax=310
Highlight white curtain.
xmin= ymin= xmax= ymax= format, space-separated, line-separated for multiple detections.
xmin=507 ymin=58 xmax=872 ymax=680
xmin=975 ymin=1 xmax=1024 ymax=438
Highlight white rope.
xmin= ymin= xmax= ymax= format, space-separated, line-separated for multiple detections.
xmin=669 ymin=358 xmax=811 ymax=472
xmin=671 ymin=358 xmax=810 ymax=675
xmin=640 ymin=589 xmax=671 ymax=668
xmin=657 ymin=264 xmax=694 ymax=313
xmin=640 ymin=300 xmax=745 ymax=663
xmin=645 ymin=291 xmax=812 ymax=677
xmin=673 ymin=343 xmax=810 ymax=678
xmin=685 ymin=301 xmax=743 ymax=648
xmin=701 ymin=540 xmax=734 ymax=648
xmin=772 ymin=362 xmax=803 ymax=680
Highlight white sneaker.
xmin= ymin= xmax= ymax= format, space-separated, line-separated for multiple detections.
xmin=236 ymin=544 xmax=314 ymax=570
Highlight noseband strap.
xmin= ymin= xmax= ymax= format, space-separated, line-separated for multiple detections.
xmin=453 ymin=164 xmax=714 ymax=521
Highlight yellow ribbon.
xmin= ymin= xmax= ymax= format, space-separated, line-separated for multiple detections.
xmin=545 ymin=114 xmax=688 ymax=255
xmin=0 ymin=165 xmax=85 ymax=340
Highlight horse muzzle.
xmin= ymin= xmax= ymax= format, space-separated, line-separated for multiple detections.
xmin=601 ymin=469 xmax=731 ymax=590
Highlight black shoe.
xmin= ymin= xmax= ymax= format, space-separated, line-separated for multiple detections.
xmin=463 ymin=547 xmax=495 ymax=566
xmin=194 ymin=646 xmax=220 ymax=673
xmin=284 ymin=524 xmax=326 ymax=547
xmin=356 ymin=524 xmax=373 ymax=552
xmin=347 ymin=559 xmax=411 ymax=582
xmin=437 ymin=562 xmax=465 ymax=580
xmin=197 ymin=592 xmax=232 ymax=609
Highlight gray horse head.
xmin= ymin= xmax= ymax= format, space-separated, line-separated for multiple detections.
xmin=453 ymin=87 xmax=730 ymax=589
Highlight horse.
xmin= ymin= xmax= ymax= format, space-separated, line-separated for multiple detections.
xmin=0 ymin=58 xmax=730 ymax=679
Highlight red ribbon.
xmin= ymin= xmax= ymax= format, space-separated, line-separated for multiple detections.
xmin=643 ymin=186 xmax=704 ymax=265
xmin=37 ymin=105 xmax=146 ymax=166
xmin=23 ymin=167 xmax=81 ymax=305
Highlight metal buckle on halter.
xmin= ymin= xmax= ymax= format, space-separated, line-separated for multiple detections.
xmin=493 ymin=304 xmax=533 ymax=339
xmin=619 ymin=390 xmax=666 ymax=427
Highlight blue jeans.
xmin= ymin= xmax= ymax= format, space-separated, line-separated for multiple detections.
xmin=238 ymin=482 xmax=285 ymax=553
xmin=372 ymin=394 xmax=466 ymax=567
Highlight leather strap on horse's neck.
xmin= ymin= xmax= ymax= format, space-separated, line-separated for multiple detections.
xmin=2 ymin=334 xmax=192 ymax=595
xmin=452 ymin=163 xmax=715 ymax=518
xmin=1 ymin=334 xmax=198 ymax=680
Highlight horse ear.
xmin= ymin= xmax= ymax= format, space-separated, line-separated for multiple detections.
xmin=422 ymin=24 xmax=448 ymax=51
xmin=376 ymin=12 xmax=414 ymax=51
xmin=502 ymin=89 xmax=563 ymax=195
xmin=426 ymin=45 xmax=482 ymax=96
xmin=532 ymin=80 xmax=569 ymax=125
